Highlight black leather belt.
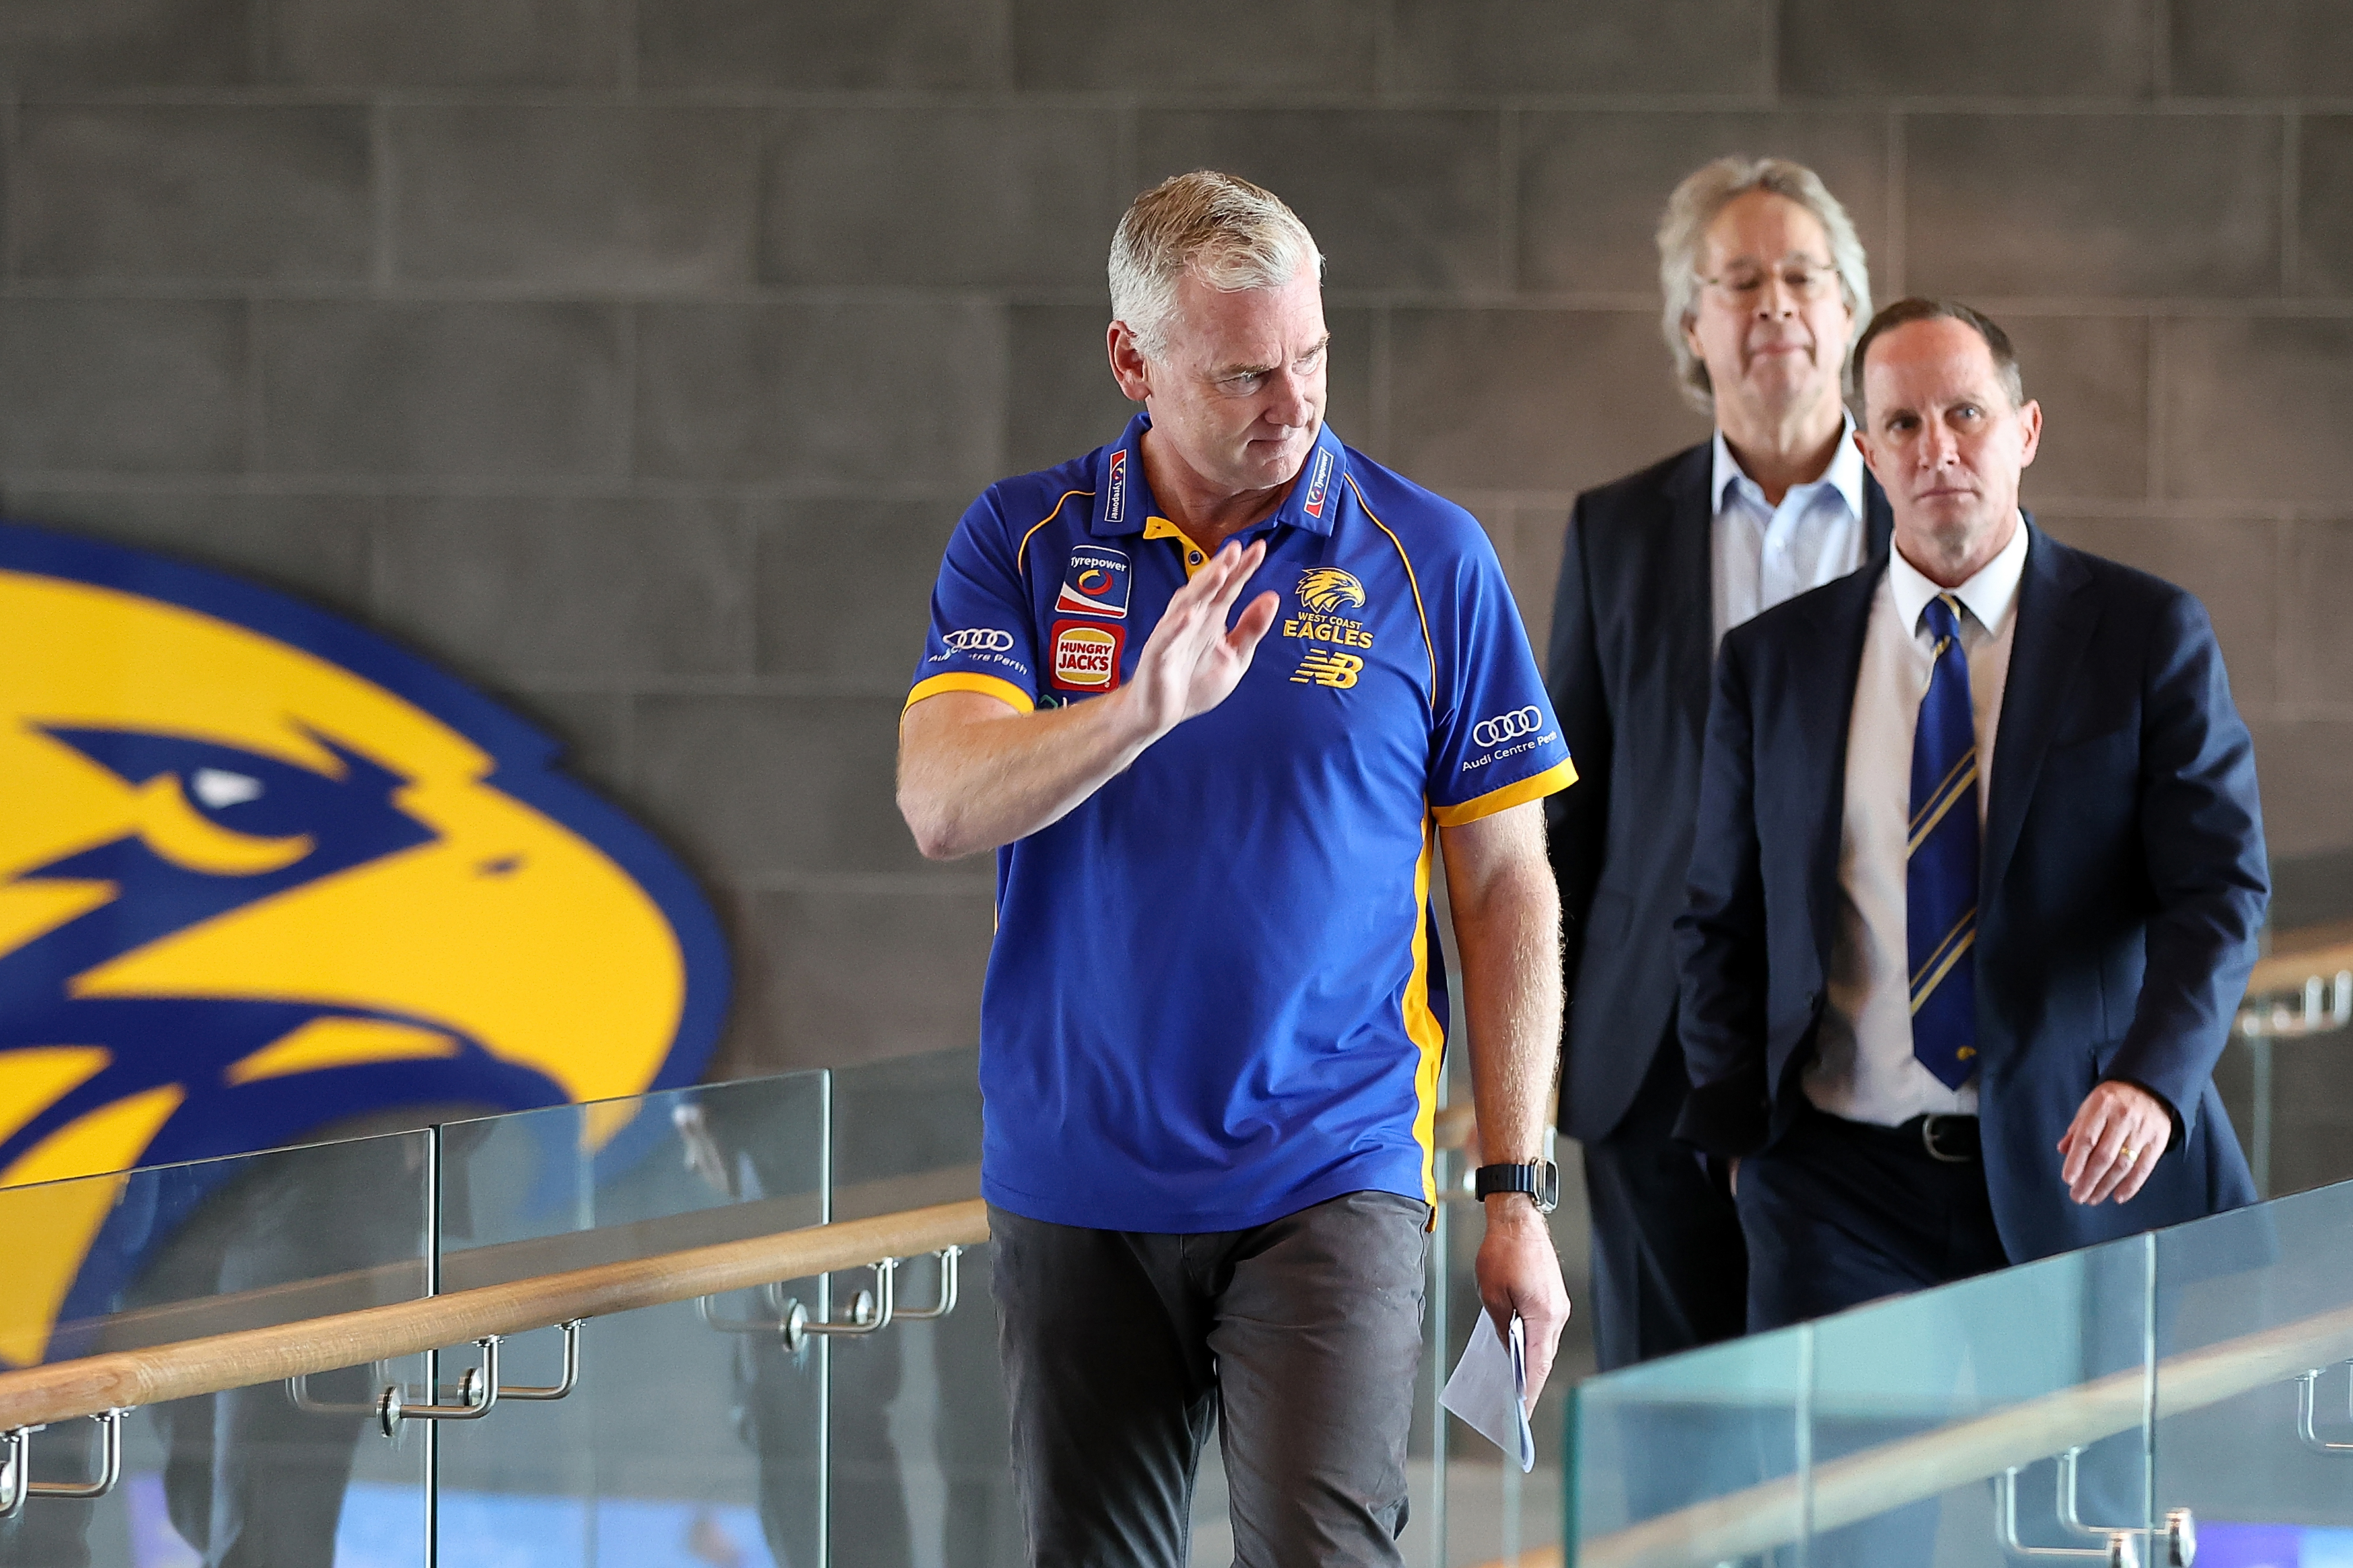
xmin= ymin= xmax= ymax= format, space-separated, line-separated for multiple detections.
xmin=1815 ymin=1108 xmax=1980 ymax=1163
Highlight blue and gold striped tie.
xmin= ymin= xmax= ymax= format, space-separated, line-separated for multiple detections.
xmin=1909 ymin=593 xmax=1979 ymax=1089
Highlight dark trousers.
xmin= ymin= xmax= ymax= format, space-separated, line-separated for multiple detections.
xmin=1580 ymin=1039 xmax=1747 ymax=1372
xmin=989 ymin=1191 xmax=1428 ymax=1568
xmin=1737 ymin=1103 xmax=2008 ymax=1334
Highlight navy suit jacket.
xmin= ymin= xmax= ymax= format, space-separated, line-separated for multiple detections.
xmin=1673 ymin=522 xmax=2267 ymax=1262
xmin=1544 ymin=441 xmax=1892 ymax=1142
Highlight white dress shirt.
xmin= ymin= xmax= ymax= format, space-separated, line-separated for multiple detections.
xmin=1805 ymin=515 xmax=2032 ymax=1126
xmin=1710 ymin=416 xmax=1869 ymax=645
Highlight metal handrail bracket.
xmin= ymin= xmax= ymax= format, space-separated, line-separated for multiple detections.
xmin=0 ymin=1410 xmax=125 ymax=1519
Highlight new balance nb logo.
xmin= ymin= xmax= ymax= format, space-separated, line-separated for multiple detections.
xmin=1291 ymin=651 xmax=1364 ymax=689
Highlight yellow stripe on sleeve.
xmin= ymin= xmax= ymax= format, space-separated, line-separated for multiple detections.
xmin=903 ymin=672 xmax=1033 ymax=717
xmin=1430 ymin=758 xmax=1579 ymax=827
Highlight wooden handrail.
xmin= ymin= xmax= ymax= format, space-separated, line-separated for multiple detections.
xmin=0 ymin=1198 xmax=989 ymax=1431
xmin=1574 ymin=1293 xmax=2353 ymax=1568
xmin=2247 ymin=919 xmax=2353 ymax=996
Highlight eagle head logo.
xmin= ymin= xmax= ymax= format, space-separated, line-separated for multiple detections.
xmin=0 ymin=521 xmax=728 ymax=1366
xmin=1296 ymin=567 xmax=1367 ymax=616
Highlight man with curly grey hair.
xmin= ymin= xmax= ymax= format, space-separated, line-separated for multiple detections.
xmin=902 ymin=170 xmax=1575 ymax=1566
xmin=1544 ymin=155 xmax=1894 ymax=1372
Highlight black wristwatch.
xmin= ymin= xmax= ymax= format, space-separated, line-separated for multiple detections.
xmin=1473 ymin=1160 xmax=1560 ymax=1214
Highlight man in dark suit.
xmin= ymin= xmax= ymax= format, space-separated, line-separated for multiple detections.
xmin=1545 ymin=156 xmax=1892 ymax=1371
xmin=1676 ymin=298 xmax=2265 ymax=1334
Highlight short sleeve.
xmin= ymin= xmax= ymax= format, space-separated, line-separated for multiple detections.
xmin=1424 ymin=524 xmax=1577 ymax=825
xmin=905 ymin=492 xmax=1040 ymax=717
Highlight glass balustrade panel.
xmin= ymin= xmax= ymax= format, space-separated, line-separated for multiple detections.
xmin=425 ymin=1070 xmax=828 ymax=1568
xmin=1565 ymin=1315 xmax=1809 ymax=1568
xmin=0 ymin=1130 xmax=435 ymax=1568
xmin=2150 ymin=1176 xmax=2353 ymax=1567
xmin=1803 ymin=1235 xmax=2154 ymax=1568
xmin=824 ymin=1047 xmax=1007 ymax=1568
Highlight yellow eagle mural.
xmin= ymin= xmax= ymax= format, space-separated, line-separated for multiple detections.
xmin=0 ymin=520 xmax=729 ymax=1366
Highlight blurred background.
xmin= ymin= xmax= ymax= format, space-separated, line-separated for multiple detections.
xmin=11 ymin=0 xmax=2349 ymax=1112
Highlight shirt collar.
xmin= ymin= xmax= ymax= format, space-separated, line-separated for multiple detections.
xmin=1888 ymin=511 xmax=2032 ymax=638
xmin=1090 ymin=412 xmax=1345 ymax=540
xmin=1711 ymin=411 xmax=1865 ymax=521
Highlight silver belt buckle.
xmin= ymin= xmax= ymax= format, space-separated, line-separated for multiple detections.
xmin=1921 ymin=1115 xmax=1972 ymax=1163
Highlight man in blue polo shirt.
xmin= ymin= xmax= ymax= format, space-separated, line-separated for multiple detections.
xmin=898 ymin=171 xmax=1575 ymax=1567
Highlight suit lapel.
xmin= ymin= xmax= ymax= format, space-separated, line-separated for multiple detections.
xmin=1982 ymin=521 xmax=2098 ymax=898
xmin=1795 ymin=568 xmax=1883 ymax=962
xmin=1662 ymin=443 xmax=1715 ymax=738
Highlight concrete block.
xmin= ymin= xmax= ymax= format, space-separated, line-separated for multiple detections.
xmin=3 ymin=491 xmax=376 ymax=608
xmin=754 ymin=498 xmax=959 ymax=685
xmin=1387 ymin=0 xmax=1767 ymax=95
xmin=504 ymin=690 xmax=630 ymax=800
xmin=389 ymin=107 xmax=760 ymax=288
xmin=1779 ymin=0 xmax=2151 ymax=97
xmin=1387 ymin=309 xmax=1709 ymax=494
xmin=761 ymin=108 xmax=1122 ymax=288
xmin=1010 ymin=0 xmax=1373 ymax=92
xmin=0 ymin=0 xmax=249 ymax=86
xmin=1519 ymin=111 xmax=1890 ymax=298
xmin=0 ymin=300 xmax=247 ymax=474
xmin=2247 ymin=719 xmax=2353 ymax=859
xmin=2296 ymin=117 xmax=2353 ymax=298
xmin=640 ymin=0 xmax=1005 ymax=89
xmin=2171 ymin=0 xmax=2353 ymax=96
xmin=1508 ymin=505 xmax=1572 ymax=657
xmin=630 ymin=694 xmax=935 ymax=880
xmin=2161 ymin=317 xmax=2353 ymax=506
xmin=1006 ymin=302 xmax=1133 ymax=479
xmin=2283 ymin=521 xmax=2353 ymax=713
xmin=265 ymin=0 xmax=623 ymax=86
xmin=2038 ymin=516 xmax=2278 ymax=712
xmin=1906 ymin=114 xmax=2281 ymax=300
xmin=374 ymin=498 xmax=754 ymax=682
xmin=1136 ymin=111 xmax=1502 ymax=293
xmin=255 ymin=303 xmax=629 ymax=479
xmin=719 ymin=888 xmax=993 ymax=1076
xmin=2001 ymin=315 xmax=2148 ymax=504
xmin=634 ymin=300 xmax=1005 ymax=488
xmin=14 ymin=106 xmax=370 ymax=282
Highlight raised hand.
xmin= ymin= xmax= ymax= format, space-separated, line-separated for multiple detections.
xmin=1118 ymin=539 xmax=1282 ymax=740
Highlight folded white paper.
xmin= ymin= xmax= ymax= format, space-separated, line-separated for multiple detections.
xmin=1440 ymin=1313 xmax=1534 ymax=1473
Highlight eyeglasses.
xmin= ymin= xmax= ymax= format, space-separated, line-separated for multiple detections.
xmin=1694 ymin=261 xmax=1841 ymax=304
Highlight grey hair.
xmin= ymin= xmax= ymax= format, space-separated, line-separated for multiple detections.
xmin=1657 ymin=156 xmax=1872 ymax=414
xmin=1110 ymin=170 xmax=1324 ymax=362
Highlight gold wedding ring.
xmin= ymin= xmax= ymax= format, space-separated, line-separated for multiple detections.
xmin=2119 ymin=1145 xmax=2138 ymax=1165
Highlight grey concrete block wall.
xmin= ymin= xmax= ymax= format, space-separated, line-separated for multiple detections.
xmin=5 ymin=2 xmax=2352 ymax=1080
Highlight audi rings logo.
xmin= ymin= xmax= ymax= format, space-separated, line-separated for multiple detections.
xmin=944 ymin=628 xmax=1015 ymax=653
xmin=1471 ymin=707 xmax=1543 ymax=748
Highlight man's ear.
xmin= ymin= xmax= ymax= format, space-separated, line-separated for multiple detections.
xmin=1107 ymin=321 xmax=1153 ymax=406
xmin=2016 ymin=398 xmax=2043 ymax=469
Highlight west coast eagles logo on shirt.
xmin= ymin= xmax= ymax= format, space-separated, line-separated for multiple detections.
xmin=1285 ymin=568 xmax=1374 ymax=688
xmin=0 ymin=520 xmax=729 ymax=1366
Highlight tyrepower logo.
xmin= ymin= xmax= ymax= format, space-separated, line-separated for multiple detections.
xmin=942 ymin=628 xmax=1014 ymax=653
xmin=1106 ymin=449 xmax=1127 ymax=525
xmin=1055 ymin=546 xmax=1132 ymax=620
xmin=1471 ymin=707 xmax=1543 ymax=748
xmin=1050 ymin=619 xmax=1123 ymax=691
xmin=1300 ymin=448 xmax=1335 ymax=519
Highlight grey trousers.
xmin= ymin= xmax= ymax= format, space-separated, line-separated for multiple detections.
xmin=990 ymin=1190 xmax=1430 ymax=1568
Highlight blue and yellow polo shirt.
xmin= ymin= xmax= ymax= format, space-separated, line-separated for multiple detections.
xmin=907 ymin=413 xmax=1574 ymax=1233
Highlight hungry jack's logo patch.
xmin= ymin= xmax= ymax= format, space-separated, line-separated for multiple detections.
xmin=0 ymin=520 xmax=729 ymax=1366
xmin=1050 ymin=619 xmax=1124 ymax=691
